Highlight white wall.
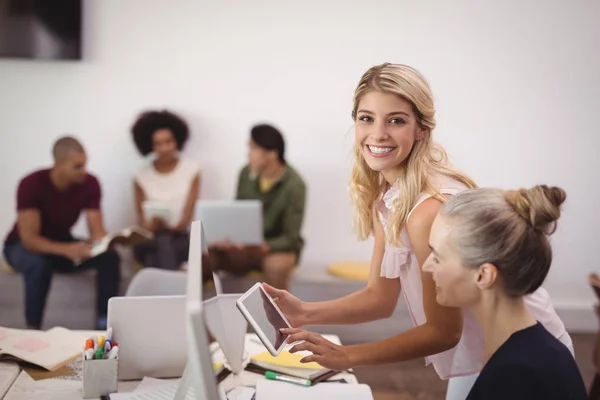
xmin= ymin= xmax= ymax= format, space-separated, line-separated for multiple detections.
xmin=0 ymin=0 xmax=598 ymax=329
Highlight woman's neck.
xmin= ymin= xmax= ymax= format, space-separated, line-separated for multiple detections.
xmin=470 ymin=291 xmax=536 ymax=364
xmin=153 ymin=155 xmax=179 ymax=173
xmin=381 ymin=164 xmax=405 ymax=186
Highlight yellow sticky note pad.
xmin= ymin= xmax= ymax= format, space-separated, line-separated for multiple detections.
xmin=251 ymin=351 xmax=324 ymax=369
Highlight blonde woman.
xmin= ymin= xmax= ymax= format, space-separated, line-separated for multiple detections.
xmin=264 ymin=63 xmax=570 ymax=399
xmin=423 ymin=185 xmax=585 ymax=399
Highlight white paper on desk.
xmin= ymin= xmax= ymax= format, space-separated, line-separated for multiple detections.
xmin=255 ymin=380 xmax=374 ymax=400
xmin=109 ymin=377 xmax=178 ymax=400
xmin=226 ymin=386 xmax=255 ymax=400
xmin=0 ymin=363 xmax=20 ymax=399
xmin=134 ymin=377 xmax=176 ymax=393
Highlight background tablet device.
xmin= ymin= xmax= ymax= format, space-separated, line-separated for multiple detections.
xmin=236 ymin=282 xmax=292 ymax=356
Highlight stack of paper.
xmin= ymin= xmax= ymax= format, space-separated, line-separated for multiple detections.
xmin=0 ymin=326 xmax=83 ymax=371
xmin=255 ymin=380 xmax=374 ymax=400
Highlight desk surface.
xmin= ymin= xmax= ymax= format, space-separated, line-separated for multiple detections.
xmin=2 ymin=331 xmax=358 ymax=400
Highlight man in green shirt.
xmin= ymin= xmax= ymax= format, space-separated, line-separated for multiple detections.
xmin=211 ymin=124 xmax=307 ymax=290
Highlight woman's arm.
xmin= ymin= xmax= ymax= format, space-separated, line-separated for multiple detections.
xmin=264 ymin=207 xmax=400 ymax=327
xmin=133 ymin=180 xmax=148 ymax=229
xmin=303 ymin=207 xmax=401 ymax=325
xmin=343 ymin=198 xmax=463 ymax=365
xmin=285 ymin=198 xmax=463 ymax=369
xmin=173 ymin=172 xmax=201 ymax=231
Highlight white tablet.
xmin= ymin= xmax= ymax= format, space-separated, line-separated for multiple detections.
xmin=236 ymin=282 xmax=292 ymax=356
xmin=142 ymin=200 xmax=176 ymax=226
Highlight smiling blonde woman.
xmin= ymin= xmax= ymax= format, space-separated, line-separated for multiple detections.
xmin=265 ymin=63 xmax=571 ymax=399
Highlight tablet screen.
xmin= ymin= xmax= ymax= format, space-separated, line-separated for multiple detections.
xmin=240 ymin=286 xmax=289 ymax=350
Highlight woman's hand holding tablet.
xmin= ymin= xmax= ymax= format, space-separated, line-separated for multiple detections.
xmin=236 ymin=282 xmax=294 ymax=356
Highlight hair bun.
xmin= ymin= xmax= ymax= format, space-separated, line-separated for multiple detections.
xmin=505 ymin=185 xmax=566 ymax=234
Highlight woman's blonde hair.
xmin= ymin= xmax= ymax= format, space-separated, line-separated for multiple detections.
xmin=440 ymin=185 xmax=566 ymax=296
xmin=349 ymin=63 xmax=476 ymax=244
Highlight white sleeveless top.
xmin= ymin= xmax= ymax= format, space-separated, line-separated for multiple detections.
xmin=134 ymin=157 xmax=200 ymax=225
xmin=376 ymin=175 xmax=566 ymax=379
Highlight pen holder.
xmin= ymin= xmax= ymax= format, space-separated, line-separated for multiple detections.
xmin=82 ymin=358 xmax=118 ymax=399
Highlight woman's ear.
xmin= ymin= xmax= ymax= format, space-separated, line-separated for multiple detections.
xmin=475 ymin=263 xmax=499 ymax=290
xmin=415 ymin=126 xmax=428 ymax=141
xmin=269 ymin=149 xmax=278 ymax=161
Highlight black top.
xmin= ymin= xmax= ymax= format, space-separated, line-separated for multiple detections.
xmin=466 ymin=322 xmax=587 ymax=400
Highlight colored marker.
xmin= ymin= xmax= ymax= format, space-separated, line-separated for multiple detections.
xmin=265 ymin=371 xmax=311 ymax=387
xmin=107 ymin=346 xmax=119 ymax=360
xmin=104 ymin=339 xmax=112 ymax=352
xmin=90 ymin=336 xmax=98 ymax=352
xmin=98 ymin=336 xmax=106 ymax=349
xmin=84 ymin=338 xmax=94 ymax=350
xmin=84 ymin=348 xmax=94 ymax=360
xmin=95 ymin=348 xmax=104 ymax=360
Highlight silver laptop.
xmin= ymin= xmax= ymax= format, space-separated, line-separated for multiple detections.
xmin=194 ymin=200 xmax=263 ymax=245
xmin=108 ymin=295 xmax=187 ymax=381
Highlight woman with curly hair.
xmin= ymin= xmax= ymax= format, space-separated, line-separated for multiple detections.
xmin=131 ymin=109 xmax=201 ymax=271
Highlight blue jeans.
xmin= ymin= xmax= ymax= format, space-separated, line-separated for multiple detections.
xmin=3 ymin=240 xmax=121 ymax=328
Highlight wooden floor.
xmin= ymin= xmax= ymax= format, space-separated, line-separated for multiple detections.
xmin=351 ymin=332 xmax=596 ymax=400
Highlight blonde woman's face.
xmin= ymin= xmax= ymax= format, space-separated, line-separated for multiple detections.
xmin=355 ymin=91 xmax=422 ymax=181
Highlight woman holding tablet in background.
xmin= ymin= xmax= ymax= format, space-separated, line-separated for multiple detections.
xmin=264 ymin=63 xmax=572 ymax=399
xmin=131 ymin=110 xmax=201 ymax=271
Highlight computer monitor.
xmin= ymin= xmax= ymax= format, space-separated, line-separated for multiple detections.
xmin=173 ymin=220 xmax=225 ymax=400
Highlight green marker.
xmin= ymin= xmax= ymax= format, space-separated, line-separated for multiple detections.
xmin=95 ymin=348 xmax=104 ymax=360
xmin=265 ymin=371 xmax=311 ymax=387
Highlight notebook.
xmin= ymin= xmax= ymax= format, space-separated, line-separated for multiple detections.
xmin=0 ymin=326 xmax=83 ymax=371
xmin=89 ymin=226 xmax=153 ymax=258
xmin=249 ymin=350 xmax=334 ymax=381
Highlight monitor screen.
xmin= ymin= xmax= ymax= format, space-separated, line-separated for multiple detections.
xmin=0 ymin=0 xmax=82 ymax=60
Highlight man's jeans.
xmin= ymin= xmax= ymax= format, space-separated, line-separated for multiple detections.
xmin=3 ymin=240 xmax=120 ymax=328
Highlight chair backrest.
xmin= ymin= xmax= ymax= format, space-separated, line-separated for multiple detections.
xmin=125 ymin=268 xmax=187 ymax=297
xmin=589 ymin=273 xmax=600 ymax=372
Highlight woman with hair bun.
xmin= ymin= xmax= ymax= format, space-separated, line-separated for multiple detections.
xmin=423 ymin=185 xmax=586 ymax=399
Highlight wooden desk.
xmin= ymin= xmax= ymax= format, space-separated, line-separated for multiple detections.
xmin=3 ymin=332 xmax=358 ymax=400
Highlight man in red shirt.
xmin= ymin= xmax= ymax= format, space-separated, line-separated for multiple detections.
xmin=3 ymin=137 xmax=120 ymax=330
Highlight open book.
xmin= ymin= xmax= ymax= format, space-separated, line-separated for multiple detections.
xmin=249 ymin=350 xmax=333 ymax=381
xmin=90 ymin=226 xmax=154 ymax=258
xmin=0 ymin=326 xmax=85 ymax=371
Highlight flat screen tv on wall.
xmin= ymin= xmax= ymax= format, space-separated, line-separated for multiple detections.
xmin=0 ymin=0 xmax=82 ymax=60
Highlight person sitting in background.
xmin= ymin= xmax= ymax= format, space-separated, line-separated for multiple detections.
xmin=211 ymin=124 xmax=307 ymax=290
xmin=3 ymin=136 xmax=120 ymax=330
xmin=131 ymin=110 xmax=201 ymax=271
